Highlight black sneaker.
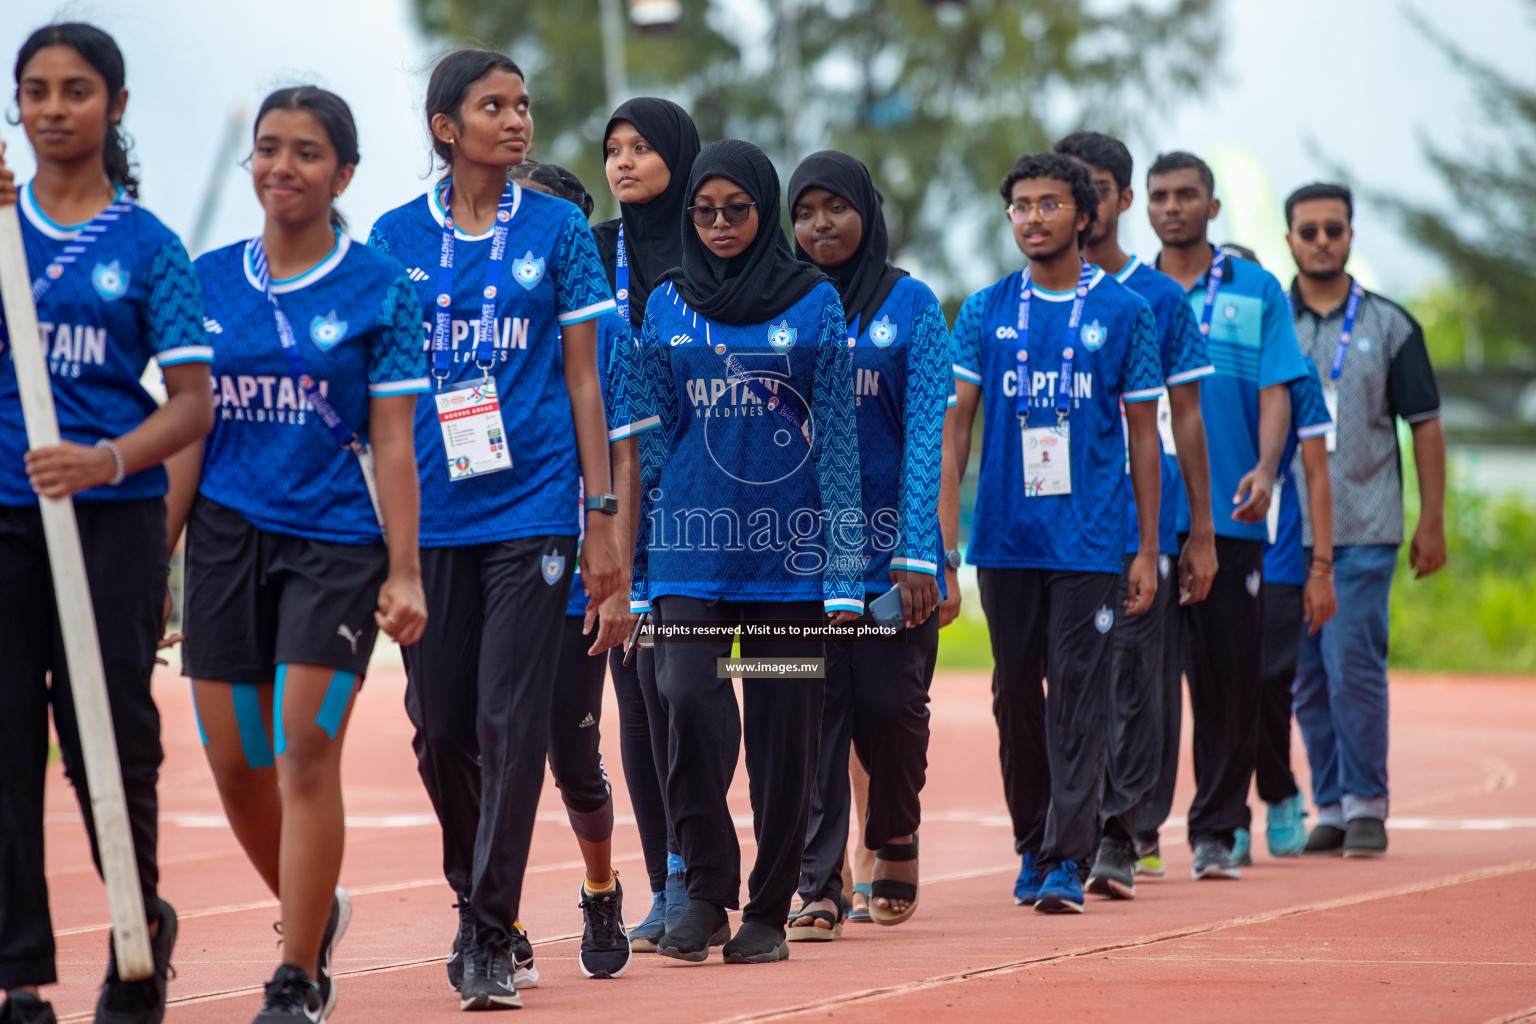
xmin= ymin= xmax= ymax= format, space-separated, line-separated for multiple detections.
xmin=1191 ymin=837 xmax=1241 ymax=880
xmin=509 ymin=923 xmax=539 ymax=989
xmin=578 ymin=878 xmax=632 ymax=979
xmin=446 ymin=897 xmax=474 ymax=991
xmin=459 ymin=945 xmax=521 ymax=1011
xmin=1303 ymin=823 xmax=1346 ymax=856
xmin=1343 ymin=817 xmax=1388 ymax=858
xmin=0 ymin=993 xmax=58 ymax=1024
xmin=96 ymin=898 xmax=178 ymax=1024
xmin=722 ymin=921 xmax=789 ymax=964
xmin=251 ymin=964 xmax=323 ymax=1023
xmin=316 ymin=887 xmax=351 ymax=1017
xmin=1086 ymin=838 xmax=1137 ymax=899
xmin=657 ymin=900 xmax=731 ymax=963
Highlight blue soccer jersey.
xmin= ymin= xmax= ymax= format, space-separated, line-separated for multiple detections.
xmin=620 ymin=279 xmax=863 ymax=613
xmin=196 ymin=233 xmax=429 ymax=544
xmin=847 ymin=275 xmax=950 ymax=591
xmin=0 ymin=184 xmax=209 ymax=505
xmin=565 ymin=308 xmax=634 ymax=617
xmin=952 ymin=264 xmax=1162 ymax=575
xmin=1265 ymin=365 xmax=1333 ymax=585
xmin=1163 ymin=254 xmax=1312 ymax=542
xmin=1115 ymin=256 xmax=1214 ymax=557
xmin=368 ymin=183 xmax=617 ymax=547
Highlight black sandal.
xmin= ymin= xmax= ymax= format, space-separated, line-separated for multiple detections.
xmin=786 ymin=897 xmax=844 ymax=942
xmin=870 ymin=836 xmax=919 ymax=926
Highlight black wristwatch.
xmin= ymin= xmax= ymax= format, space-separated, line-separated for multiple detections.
xmin=945 ymin=548 xmax=962 ymax=571
xmin=584 ymin=492 xmax=619 ymax=515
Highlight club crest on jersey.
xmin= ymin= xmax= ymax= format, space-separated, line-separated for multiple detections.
xmin=870 ymin=315 xmax=898 ymax=347
xmin=1094 ymin=606 xmax=1113 ymax=634
xmin=542 ymin=551 xmax=567 ymax=585
xmin=1246 ymin=569 xmax=1262 ymax=597
xmin=1224 ymin=303 xmax=1239 ymax=321
xmin=91 ymin=261 xmax=129 ymax=301
xmin=1159 ymin=554 xmax=1171 ymax=580
xmin=767 ymin=321 xmax=797 ymax=353
xmin=1357 ymin=337 xmax=1373 ymax=353
xmin=1080 ymin=319 xmax=1106 ymax=352
xmin=512 ymin=252 xmax=546 ymax=289
xmin=309 ymin=312 xmax=349 ymax=350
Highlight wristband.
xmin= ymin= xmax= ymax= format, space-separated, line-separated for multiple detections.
xmin=1309 ymin=566 xmax=1334 ymax=579
xmin=95 ymin=438 xmax=126 ymax=486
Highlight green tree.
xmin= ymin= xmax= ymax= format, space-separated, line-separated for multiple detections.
xmin=1379 ymin=3 xmax=1536 ymax=369
xmin=410 ymin=0 xmax=1222 ymax=302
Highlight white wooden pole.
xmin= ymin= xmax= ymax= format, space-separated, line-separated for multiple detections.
xmin=0 ymin=202 xmax=153 ymax=981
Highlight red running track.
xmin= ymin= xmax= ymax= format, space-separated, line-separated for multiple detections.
xmin=37 ymin=666 xmax=1536 ymax=1023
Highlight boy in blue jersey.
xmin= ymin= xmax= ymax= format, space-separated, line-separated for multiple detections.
xmin=1054 ymin=132 xmax=1218 ymax=900
xmin=951 ymin=152 xmax=1164 ymax=914
xmin=1252 ymin=367 xmax=1336 ymax=858
xmin=1147 ymin=151 xmax=1312 ymax=880
xmin=618 ymin=140 xmax=864 ymax=964
xmin=786 ymin=151 xmax=954 ymax=936
xmin=367 ymin=50 xmax=622 ymax=1011
xmin=0 ymin=25 xmax=214 ymax=1024
xmin=508 ymin=159 xmax=636 ymax=980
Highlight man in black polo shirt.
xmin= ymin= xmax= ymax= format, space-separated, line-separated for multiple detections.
xmin=1282 ymin=182 xmax=1447 ymax=859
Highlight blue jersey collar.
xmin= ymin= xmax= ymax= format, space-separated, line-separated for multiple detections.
xmin=1114 ymin=254 xmax=1143 ymax=283
xmin=243 ymin=230 xmax=350 ymax=294
xmin=21 ymin=181 xmax=128 ymax=240
xmin=1027 ymin=263 xmax=1105 ymax=302
xmin=428 ymin=179 xmax=523 ymax=242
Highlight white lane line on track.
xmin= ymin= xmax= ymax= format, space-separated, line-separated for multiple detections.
xmin=701 ymin=857 xmax=1536 ymax=1024
xmin=1483 ymin=1005 xmax=1536 ymax=1024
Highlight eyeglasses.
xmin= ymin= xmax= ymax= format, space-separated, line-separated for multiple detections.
xmin=688 ymin=201 xmax=757 ymax=227
xmin=1007 ymin=199 xmax=1075 ymax=223
xmin=1297 ymin=222 xmax=1347 ymax=243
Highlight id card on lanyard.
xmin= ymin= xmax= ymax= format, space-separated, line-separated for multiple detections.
xmin=431 ymin=180 xmax=513 ymax=480
xmin=1016 ymin=263 xmax=1093 ymax=497
xmin=1322 ymin=281 xmax=1364 ymax=454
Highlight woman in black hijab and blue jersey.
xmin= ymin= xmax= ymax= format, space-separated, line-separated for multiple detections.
xmin=595 ymin=97 xmax=702 ymax=951
xmin=785 ymin=151 xmax=958 ymax=938
xmin=615 ymin=139 xmax=864 ymax=965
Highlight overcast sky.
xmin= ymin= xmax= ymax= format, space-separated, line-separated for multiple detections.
xmin=4 ymin=0 xmax=1531 ymax=297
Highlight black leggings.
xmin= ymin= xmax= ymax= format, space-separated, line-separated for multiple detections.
xmin=548 ymin=615 xmax=613 ymax=843
xmin=609 ymin=645 xmax=675 ymax=892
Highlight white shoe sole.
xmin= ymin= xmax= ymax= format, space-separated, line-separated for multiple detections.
xmin=320 ymin=886 xmax=352 ymax=1017
xmin=512 ymin=963 xmax=539 ymax=989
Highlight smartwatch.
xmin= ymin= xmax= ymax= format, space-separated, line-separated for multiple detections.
xmin=584 ymin=492 xmax=620 ymax=515
xmin=945 ymin=548 xmax=962 ymax=571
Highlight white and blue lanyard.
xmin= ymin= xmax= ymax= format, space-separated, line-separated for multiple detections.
xmin=250 ymin=238 xmax=362 ymax=454
xmin=1015 ymin=262 xmax=1094 ymax=426
xmin=846 ymin=314 xmax=861 ymax=349
xmin=615 ymin=225 xmax=631 ymax=324
xmin=1328 ymin=281 xmax=1366 ymax=385
xmin=1196 ymin=249 xmax=1226 ymax=337
xmin=1 ymin=189 xmax=132 ymax=348
xmin=432 ymin=180 xmax=516 ymax=386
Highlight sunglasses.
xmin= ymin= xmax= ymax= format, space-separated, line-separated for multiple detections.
xmin=1007 ymin=198 xmax=1075 ymax=223
xmin=688 ymin=201 xmax=757 ymax=227
xmin=1297 ymin=222 xmax=1347 ymax=242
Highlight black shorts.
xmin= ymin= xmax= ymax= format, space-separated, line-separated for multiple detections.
xmin=182 ymin=495 xmax=387 ymax=684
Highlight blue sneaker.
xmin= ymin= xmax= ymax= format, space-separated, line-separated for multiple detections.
xmin=1013 ymin=852 xmax=1043 ymax=906
xmin=1266 ymin=793 xmax=1309 ymax=857
xmin=663 ymin=865 xmax=689 ymax=932
xmin=629 ymin=891 xmax=666 ymax=952
xmin=1033 ymin=861 xmax=1085 ymax=914
xmin=1232 ymin=828 xmax=1253 ymax=867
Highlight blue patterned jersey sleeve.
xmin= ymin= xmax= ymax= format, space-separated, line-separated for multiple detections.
xmin=1122 ymin=302 xmax=1164 ymax=402
xmin=365 ymin=222 xmax=392 ymax=256
xmin=1164 ymin=292 xmax=1214 ymax=385
xmin=951 ymin=290 xmax=986 ymax=386
xmin=555 ymin=208 xmax=619 ymax=326
xmin=813 ymin=293 xmax=865 ymax=613
xmin=894 ymin=294 xmax=949 ymax=577
xmin=628 ymin=307 xmax=673 ymax=611
xmin=145 ymin=239 xmax=212 ymax=367
xmin=368 ymin=272 xmax=431 ymax=396
xmin=1291 ymin=363 xmax=1332 ymax=438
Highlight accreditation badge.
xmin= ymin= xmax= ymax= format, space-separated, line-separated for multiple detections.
xmin=1022 ymin=422 xmax=1071 ymax=497
xmin=435 ymin=378 xmax=511 ymax=481
xmin=1322 ymin=384 xmax=1339 ymax=453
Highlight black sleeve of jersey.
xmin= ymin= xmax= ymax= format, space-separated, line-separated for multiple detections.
xmin=591 ymin=219 xmax=620 ymax=293
xmin=1387 ymin=314 xmax=1441 ymax=423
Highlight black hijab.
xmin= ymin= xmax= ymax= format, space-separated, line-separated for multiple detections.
xmin=788 ymin=150 xmax=908 ymax=333
xmin=663 ymin=139 xmax=827 ymax=326
xmin=602 ymin=98 xmax=701 ymax=327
